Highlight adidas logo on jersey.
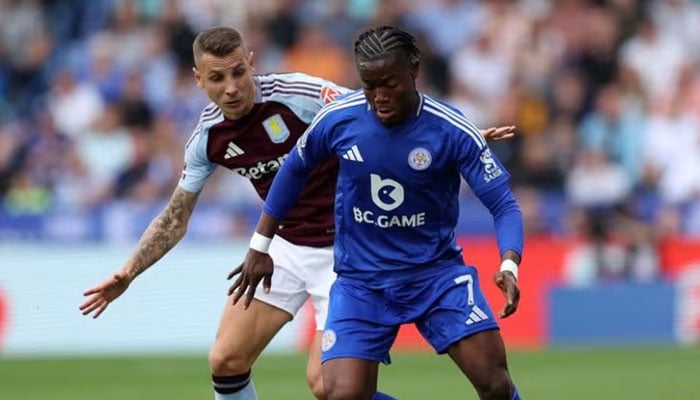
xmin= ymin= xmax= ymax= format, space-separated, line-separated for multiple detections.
xmin=224 ymin=142 xmax=245 ymax=159
xmin=465 ymin=305 xmax=489 ymax=325
xmin=342 ymin=145 xmax=364 ymax=162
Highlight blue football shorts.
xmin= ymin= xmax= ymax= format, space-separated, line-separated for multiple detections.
xmin=320 ymin=264 xmax=500 ymax=364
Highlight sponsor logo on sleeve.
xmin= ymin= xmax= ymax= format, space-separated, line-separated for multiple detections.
xmin=321 ymin=86 xmax=341 ymax=104
xmin=480 ymin=149 xmax=503 ymax=182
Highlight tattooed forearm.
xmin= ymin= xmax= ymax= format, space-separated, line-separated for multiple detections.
xmin=125 ymin=188 xmax=199 ymax=279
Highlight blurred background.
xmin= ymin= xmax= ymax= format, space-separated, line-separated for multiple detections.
xmin=1 ymin=0 xmax=700 ymax=399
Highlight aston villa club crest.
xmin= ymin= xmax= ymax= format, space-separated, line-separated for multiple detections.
xmin=408 ymin=147 xmax=432 ymax=170
xmin=262 ymin=114 xmax=290 ymax=144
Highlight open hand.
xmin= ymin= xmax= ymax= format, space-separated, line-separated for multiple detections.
xmin=227 ymin=249 xmax=274 ymax=309
xmin=493 ymin=271 xmax=520 ymax=318
xmin=79 ymin=272 xmax=131 ymax=318
xmin=482 ymin=125 xmax=516 ymax=141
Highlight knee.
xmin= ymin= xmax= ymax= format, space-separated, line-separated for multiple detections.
xmin=306 ymin=365 xmax=326 ymax=399
xmin=208 ymin=344 xmax=252 ymax=376
xmin=473 ymin=370 xmax=513 ymax=400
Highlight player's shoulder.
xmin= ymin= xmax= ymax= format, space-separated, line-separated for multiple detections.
xmin=195 ymin=102 xmax=225 ymax=128
xmin=256 ymin=72 xmax=348 ymax=104
xmin=313 ymin=90 xmax=366 ymax=124
xmin=185 ymin=102 xmax=224 ymax=150
xmin=420 ymin=94 xmax=486 ymax=149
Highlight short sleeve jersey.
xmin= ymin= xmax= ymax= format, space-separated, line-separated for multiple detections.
xmin=293 ymin=92 xmax=511 ymax=281
xmin=179 ymin=72 xmax=348 ymax=247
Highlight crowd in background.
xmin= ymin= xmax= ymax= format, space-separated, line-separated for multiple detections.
xmin=2 ymin=0 xmax=700 ymax=283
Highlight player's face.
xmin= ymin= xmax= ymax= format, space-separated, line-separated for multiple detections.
xmin=357 ymin=54 xmax=418 ymax=126
xmin=193 ymin=47 xmax=256 ymax=120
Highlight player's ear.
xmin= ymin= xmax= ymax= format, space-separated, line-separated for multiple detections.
xmin=193 ymin=67 xmax=204 ymax=89
xmin=410 ymin=61 xmax=419 ymax=81
xmin=248 ymin=51 xmax=256 ymax=71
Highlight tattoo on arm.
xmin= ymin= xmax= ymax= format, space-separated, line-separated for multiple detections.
xmin=127 ymin=188 xmax=199 ymax=278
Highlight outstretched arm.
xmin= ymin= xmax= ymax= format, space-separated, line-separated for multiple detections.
xmin=79 ymin=187 xmax=200 ymax=318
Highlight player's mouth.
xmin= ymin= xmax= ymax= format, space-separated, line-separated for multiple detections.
xmin=375 ymin=108 xmax=396 ymax=120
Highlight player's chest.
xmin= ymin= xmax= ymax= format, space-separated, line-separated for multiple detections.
xmin=207 ymin=107 xmax=307 ymax=179
xmin=336 ymin=130 xmax=448 ymax=182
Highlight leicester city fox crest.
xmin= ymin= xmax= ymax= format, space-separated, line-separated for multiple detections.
xmin=408 ymin=147 xmax=432 ymax=170
xmin=321 ymin=329 xmax=336 ymax=352
xmin=262 ymin=114 xmax=290 ymax=144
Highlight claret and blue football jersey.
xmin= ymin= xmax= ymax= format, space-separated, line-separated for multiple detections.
xmin=264 ymin=90 xmax=523 ymax=285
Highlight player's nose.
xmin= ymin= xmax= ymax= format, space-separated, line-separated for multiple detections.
xmin=224 ymin=77 xmax=239 ymax=97
xmin=373 ymin=89 xmax=390 ymax=104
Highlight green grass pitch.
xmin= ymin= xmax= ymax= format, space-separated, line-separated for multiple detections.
xmin=1 ymin=347 xmax=697 ymax=399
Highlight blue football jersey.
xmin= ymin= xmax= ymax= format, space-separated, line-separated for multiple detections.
xmin=269 ymin=91 xmax=514 ymax=283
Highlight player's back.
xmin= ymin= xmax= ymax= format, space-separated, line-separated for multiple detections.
xmin=310 ymin=93 xmax=509 ymax=285
xmin=180 ymin=72 xmax=347 ymax=247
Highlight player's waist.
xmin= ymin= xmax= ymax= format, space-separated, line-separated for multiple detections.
xmin=334 ymin=251 xmax=464 ymax=288
xmin=277 ymin=225 xmax=334 ymax=247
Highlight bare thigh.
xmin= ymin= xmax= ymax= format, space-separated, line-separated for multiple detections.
xmin=322 ymin=358 xmax=379 ymax=400
xmin=209 ymin=296 xmax=292 ymax=375
xmin=447 ymin=329 xmax=514 ymax=399
xmin=306 ymin=331 xmax=325 ymax=398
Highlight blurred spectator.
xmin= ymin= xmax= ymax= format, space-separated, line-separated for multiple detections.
xmin=408 ymin=0 xmax=482 ymax=57
xmin=0 ymin=0 xmax=698 ymax=259
xmin=281 ymin=23 xmax=353 ymax=86
xmin=578 ymin=82 xmax=646 ymax=183
xmin=619 ymin=13 xmax=688 ymax=103
xmin=47 ymin=69 xmax=105 ymax=140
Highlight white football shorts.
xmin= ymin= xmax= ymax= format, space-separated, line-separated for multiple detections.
xmin=254 ymin=235 xmax=336 ymax=330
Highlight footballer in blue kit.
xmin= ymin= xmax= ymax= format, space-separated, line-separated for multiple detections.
xmin=232 ymin=26 xmax=523 ymax=400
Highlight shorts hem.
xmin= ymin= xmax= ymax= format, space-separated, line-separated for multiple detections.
xmin=251 ymin=295 xmax=296 ymax=319
xmin=321 ymin=353 xmax=388 ymax=365
xmin=435 ymin=323 xmax=501 ymax=354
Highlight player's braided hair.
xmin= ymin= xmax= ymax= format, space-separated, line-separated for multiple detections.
xmin=354 ymin=26 xmax=421 ymax=65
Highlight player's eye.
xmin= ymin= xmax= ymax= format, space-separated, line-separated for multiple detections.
xmin=233 ymin=68 xmax=246 ymax=78
xmin=208 ymin=74 xmax=223 ymax=82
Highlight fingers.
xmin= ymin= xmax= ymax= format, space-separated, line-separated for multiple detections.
xmin=231 ymin=273 xmax=262 ymax=307
xmin=79 ymin=295 xmax=108 ymax=318
xmin=79 ymin=296 xmax=98 ymax=313
xmin=83 ymin=274 xmax=122 ymax=296
xmin=92 ymin=302 xmax=109 ymax=319
xmin=262 ymin=274 xmax=272 ymax=295
xmin=500 ymin=287 xmax=520 ymax=318
xmin=231 ymin=275 xmax=247 ymax=304
xmin=494 ymin=133 xmax=515 ymax=141
xmin=83 ymin=281 xmax=109 ymax=296
xmin=228 ymin=274 xmax=244 ymax=297
xmin=244 ymin=285 xmax=257 ymax=309
xmin=491 ymin=126 xmax=516 ymax=141
xmin=227 ymin=264 xmax=243 ymax=280
xmin=243 ymin=275 xmax=262 ymax=309
xmin=493 ymin=271 xmax=520 ymax=318
xmin=83 ymin=287 xmax=101 ymax=296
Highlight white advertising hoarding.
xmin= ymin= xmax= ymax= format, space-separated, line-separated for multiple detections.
xmin=0 ymin=242 xmax=305 ymax=357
